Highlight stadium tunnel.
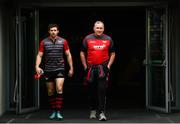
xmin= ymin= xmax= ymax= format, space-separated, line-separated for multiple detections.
xmin=38 ymin=6 xmax=146 ymax=109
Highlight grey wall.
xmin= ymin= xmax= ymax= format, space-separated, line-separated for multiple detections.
xmin=175 ymin=1 xmax=180 ymax=109
xmin=0 ymin=5 xmax=6 ymax=116
xmin=6 ymin=0 xmax=176 ymax=7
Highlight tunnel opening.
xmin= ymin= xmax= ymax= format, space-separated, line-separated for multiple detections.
xmin=38 ymin=6 xmax=146 ymax=109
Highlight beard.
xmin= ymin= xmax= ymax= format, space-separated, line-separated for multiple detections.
xmin=51 ymin=33 xmax=57 ymax=38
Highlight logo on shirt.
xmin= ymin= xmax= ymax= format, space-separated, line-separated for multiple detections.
xmin=102 ymin=40 xmax=107 ymax=43
xmin=89 ymin=40 xmax=95 ymax=43
xmin=57 ymin=40 xmax=63 ymax=43
xmin=93 ymin=44 xmax=106 ymax=50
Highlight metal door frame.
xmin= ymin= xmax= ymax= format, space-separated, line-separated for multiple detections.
xmin=15 ymin=7 xmax=40 ymax=114
xmin=145 ymin=6 xmax=170 ymax=113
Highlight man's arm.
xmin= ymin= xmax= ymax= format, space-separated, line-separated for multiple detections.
xmin=107 ymin=52 xmax=115 ymax=69
xmin=80 ymin=51 xmax=87 ymax=70
xmin=35 ymin=51 xmax=43 ymax=74
xmin=65 ymin=49 xmax=74 ymax=77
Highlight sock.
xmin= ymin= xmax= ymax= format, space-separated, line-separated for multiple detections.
xmin=48 ymin=95 xmax=56 ymax=112
xmin=56 ymin=93 xmax=63 ymax=112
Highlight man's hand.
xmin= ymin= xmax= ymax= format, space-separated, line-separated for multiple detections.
xmin=36 ymin=66 xmax=43 ymax=75
xmin=34 ymin=67 xmax=44 ymax=80
xmin=68 ymin=68 xmax=74 ymax=77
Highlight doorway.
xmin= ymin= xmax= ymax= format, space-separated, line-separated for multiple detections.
xmin=8 ymin=3 xmax=173 ymax=114
xmin=38 ymin=6 xmax=146 ymax=109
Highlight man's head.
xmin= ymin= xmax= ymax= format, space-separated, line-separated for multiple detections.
xmin=48 ymin=24 xmax=59 ymax=38
xmin=93 ymin=21 xmax=104 ymax=36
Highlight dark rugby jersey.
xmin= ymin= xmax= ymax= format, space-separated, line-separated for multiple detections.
xmin=81 ymin=33 xmax=115 ymax=65
xmin=39 ymin=36 xmax=69 ymax=71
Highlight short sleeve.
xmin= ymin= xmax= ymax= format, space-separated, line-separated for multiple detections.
xmin=64 ymin=40 xmax=69 ymax=51
xmin=81 ymin=38 xmax=87 ymax=52
xmin=109 ymin=39 xmax=115 ymax=53
xmin=39 ymin=40 xmax=44 ymax=52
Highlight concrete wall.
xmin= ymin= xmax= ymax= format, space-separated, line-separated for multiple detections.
xmin=0 ymin=5 xmax=6 ymax=116
xmin=6 ymin=0 xmax=176 ymax=7
xmin=175 ymin=1 xmax=180 ymax=109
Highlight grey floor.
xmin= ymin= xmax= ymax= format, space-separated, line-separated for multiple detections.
xmin=1 ymin=108 xmax=180 ymax=123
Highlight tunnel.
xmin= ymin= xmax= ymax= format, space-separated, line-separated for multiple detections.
xmin=37 ymin=6 xmax=146 ymax=110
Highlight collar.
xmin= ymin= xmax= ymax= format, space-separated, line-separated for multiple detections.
xmin=93 ymin=33 xmax=104 ymax=39
xmin=48 ymin=36 xmax=59 ymax=40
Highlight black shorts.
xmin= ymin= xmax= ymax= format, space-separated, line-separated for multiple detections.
xmin=44 ymin=70 xmax=65 ymax=82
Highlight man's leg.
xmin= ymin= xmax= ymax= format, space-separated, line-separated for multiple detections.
xmin=55 ymin=78 xmax=64 ymax=119
xmin=97 ymin=79 xmax=107 ymax=121
xmin=88 ymin=82 xmax=97 ymax=119
xmin=46 ymin=82 xmax=56 ymax=119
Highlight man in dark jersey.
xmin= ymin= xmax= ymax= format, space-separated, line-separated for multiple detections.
xmin=80 ymin=21 xmax=115 ymax=121
xmin=35 ymin=24 xmax=73 ymax=120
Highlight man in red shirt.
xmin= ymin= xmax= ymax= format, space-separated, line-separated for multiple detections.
xmin=35 ymin=24 xmax=74 ymax=120
xmin=80 ymin=21 xmax=115 ymax=121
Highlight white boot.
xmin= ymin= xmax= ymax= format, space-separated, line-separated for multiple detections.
xmin=99 ymin=112 xmax=107 ymax=121
xmin=89 ymin=110 xmax=96 ymax=119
